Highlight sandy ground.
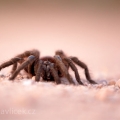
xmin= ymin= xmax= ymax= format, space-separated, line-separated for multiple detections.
xmin=0 ymin=1 xmax=120 ymax=120
xmin=0 ymin=73 xmax=120 ymax=120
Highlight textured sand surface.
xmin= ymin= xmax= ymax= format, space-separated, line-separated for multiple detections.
xmin=0 ymin=72 xmax=120 ymax=120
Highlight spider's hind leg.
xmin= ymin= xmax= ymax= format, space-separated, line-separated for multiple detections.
xmin=70 ymin=57 xmax=97 ymax=84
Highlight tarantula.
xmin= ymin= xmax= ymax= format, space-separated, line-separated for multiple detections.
xmin=0 ymin=49 xmax=97 ymax=85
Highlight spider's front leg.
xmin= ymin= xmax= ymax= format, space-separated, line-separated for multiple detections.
xmin=16 ymin=49 xmax=40 ymax=59
xmin=49 ymin=63 xmax=61 ymax=84
xmin=11 ymin=49 xmax=40 ymax=74
xmin=70 ymin=57 xmax=97 ymax=84
xmin=11 ymin=63 xmax=18 ymax=74
xmin=9 ymin=55 xmax=36 ymax=80
xmin=54 ymin=55 xmax=75 ymax=85
xmin=35 ymin=60 xmax=43 ymax=82
xmin=0 ymin=57 xmax=21 ymax=71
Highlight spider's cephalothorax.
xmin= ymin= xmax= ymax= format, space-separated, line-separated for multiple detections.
xmin=0 ymin=49 xmax=97 ymax=85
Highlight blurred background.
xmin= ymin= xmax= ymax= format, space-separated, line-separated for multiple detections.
xmin=0 ymin=0 xmax=120 ymax=80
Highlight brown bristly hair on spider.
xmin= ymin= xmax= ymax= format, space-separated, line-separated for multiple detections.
xmin=0 ymin=49 xmax=97 ymax=85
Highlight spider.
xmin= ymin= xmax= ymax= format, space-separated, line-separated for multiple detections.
xmin=0 ymin=49 xmax=97 ymax=85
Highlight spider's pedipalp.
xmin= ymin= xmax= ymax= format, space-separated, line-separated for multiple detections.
xmin=64 ymin=58 xmax=84 ymax=85
xmin=9 ymin=55 xmax=36 ymax=80
xmin=70 ymin=57 xmax=97 ymax=84
xmin=54 ymin=55 xmax=75 ymax=85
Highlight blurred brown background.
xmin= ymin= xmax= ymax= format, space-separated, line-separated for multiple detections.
xmin=0 ymin=0 xmax=120 ymax=79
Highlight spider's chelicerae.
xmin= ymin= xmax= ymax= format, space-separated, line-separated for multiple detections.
xmin=0 ymin=49 xmax=97 ymax=85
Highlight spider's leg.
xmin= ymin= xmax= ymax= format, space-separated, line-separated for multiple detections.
xmin=0 ymin=57 xmax=21 ymax=71
xmin=64 ymin=58 xmax=84 ymax=85
xmin=16 ymin=49 xmax=40 ymax=59
xmin=70 ymin=57 xmax=97 ymax=84
xmin=11 ymin=63 xmax=18 ymax=74
xmin=55 ymin=50 xmax=67 ymax=59
xmin=9 ymin=55 xmax=36 ymax=80
xmin=54 ymin=55 xmax=75 ymax=85
xmin=35 ymin=60 xmax=43 ymax=82
xmin=49 ymin=63 xmax=61 ymax=84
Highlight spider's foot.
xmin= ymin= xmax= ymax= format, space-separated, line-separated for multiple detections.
xmin=9 ymin=78 xmax=14 ymax=81
xmin=9 ymin=76 xmax=15 ymax=81
xmin=0 ymin=66 xmax=2 ymax=71
xmin=78 ymin=81 xmax=84 ymax=85
xmin=89 ymin=80 xmax=97 ymax=84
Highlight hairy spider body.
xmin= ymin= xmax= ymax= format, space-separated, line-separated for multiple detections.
xmin=0 ymin=49 xmax=97 ymax=85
